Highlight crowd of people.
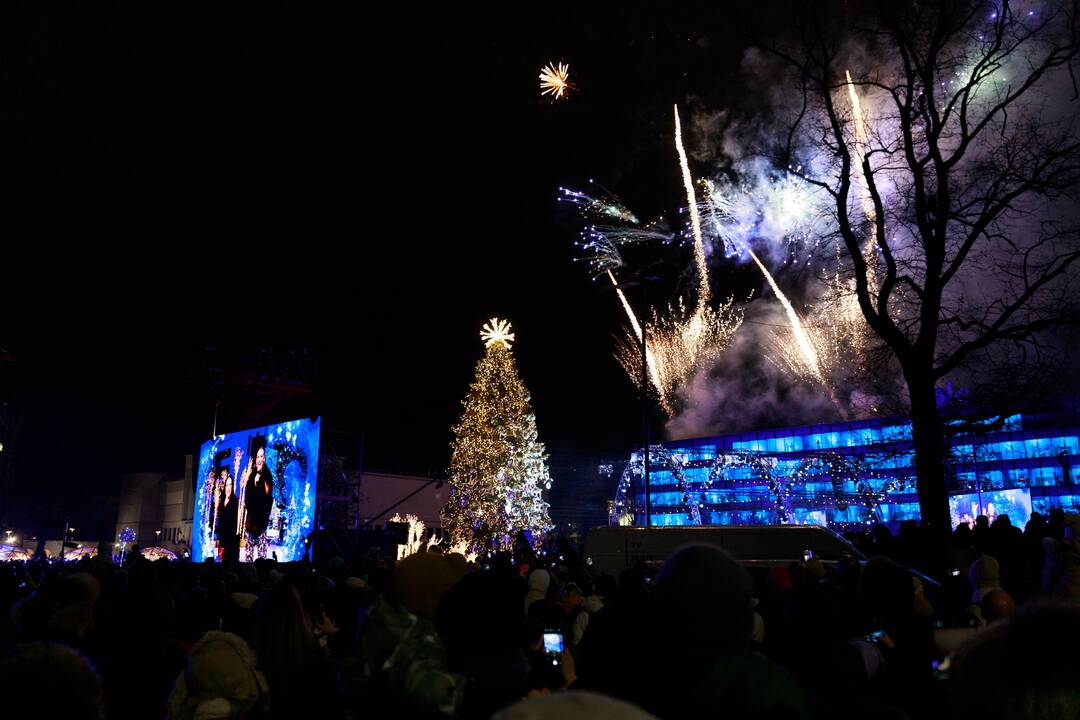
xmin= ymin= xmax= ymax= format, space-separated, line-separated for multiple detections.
xmin=1 ymin=511 xmax=1078 ymax=719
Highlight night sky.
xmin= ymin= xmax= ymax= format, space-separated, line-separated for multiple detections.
xmin=2 ymin=3 xmax=774 ymax=525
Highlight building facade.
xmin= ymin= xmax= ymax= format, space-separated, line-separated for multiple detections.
xmin=114 ymin=455 xmax=195 ymax=553
xmin=615 ymin=407 xmax=1080 ymax=529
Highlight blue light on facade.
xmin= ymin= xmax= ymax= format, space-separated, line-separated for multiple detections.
xmin=614 ymin=410 xmax=1080 ymax=529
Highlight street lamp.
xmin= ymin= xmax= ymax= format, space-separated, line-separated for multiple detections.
xmin=614 ymin=273 xmax=661 ymax=528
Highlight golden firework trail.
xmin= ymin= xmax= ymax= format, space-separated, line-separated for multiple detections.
xmin=610 ymin=106 xmax=742 ymax=415
xmin=845 ymin=69 xmax=880 ymax=293
xmin=747 ymin=248 xmax=826 ymax=387
xmin=674 ymin=105 xmax=711 ymax=306
xmin=607 ymin=268 xmax=665 ymax=401
xmin=845 ymin=70 xmax=876 ymax=229
xmin=838 ymin=70 xmax=877 ymax=365
xmin=615 ymin=296 xmax=741 ymax=415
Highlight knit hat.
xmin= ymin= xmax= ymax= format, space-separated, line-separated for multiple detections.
xmin=230 ymin=592 xmax=259 ymax=610
xmin=969 ymin=555 xmax=1001 ymax=590
xmin=492 ymin=690 xmax=657 ymax=720
xmin=392 ymin=551 xmax=461 ymax=619
xmin=167 ymin=631 xmax=267 ymax=720
xmin=654 ymin=544 xmax=756 ymax=652
xmin=444 ymin=552 xmax=469 ymax=580
xmin=527 ymin=569 xmax=551 ymax=594
xmin=804 ymin=558 xmax=827 ymax=580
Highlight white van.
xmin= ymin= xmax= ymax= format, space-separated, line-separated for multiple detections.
xmin=583 ymin=525 xmax=865 ymax=577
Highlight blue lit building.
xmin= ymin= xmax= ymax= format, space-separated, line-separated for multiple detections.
xmin=613 ymin=406 xmax=1080 ymax=529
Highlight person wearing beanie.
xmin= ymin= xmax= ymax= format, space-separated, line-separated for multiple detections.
xmin=166 ymin=631 xmax=267 ymax=720
xmin=392 ymin=550 xmax=463 ymax=620
xmin=363 ymin=552 xmax=467 ymax=716
xmin=524 ymin=569 xmax=550 ymax=614
xmin=492 ymin=690 xmax=657 ymax=720
xmin=1042 ymin=518 xmax=1080 ymax=600
xmin=804 ymin=557 xmax=827 ymax=581
xmin=969 ymin=555 xmax=1003 ymax=604
xmin=444 ymin=552 xmax=469 ymax=579
xmin=981 ymin=589 xmax=1016 ymax=624
xmin=635 ymin=544 xmax=807 ymax=718
xmin=0 ymin=641 xmax=105 ymax=720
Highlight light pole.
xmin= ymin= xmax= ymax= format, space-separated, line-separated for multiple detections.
xmin=613 ymin=273 xmax=660 ymax=528
xmin=640 ymin=282 xmax=651 ymax=527
xmin=59 ymin=519 xmax=72 ymax=562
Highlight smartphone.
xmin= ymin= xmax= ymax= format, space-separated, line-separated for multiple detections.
xmin=543 ymin=629 xmax=564 ymax=666
xmin=866 ymin=630 xmax=886 ymax=642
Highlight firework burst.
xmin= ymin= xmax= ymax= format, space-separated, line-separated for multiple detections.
xmin=574 ymin=223 xmax=670 ymax=278
xmin=558 ymin=182 xmax=639 ymax=224
xmin=616 ymin=296 xmax=743 ymax=412
xmin=539 ymin=61 xmax=574 ymax=100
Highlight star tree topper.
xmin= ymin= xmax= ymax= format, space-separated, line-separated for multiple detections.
xmin=480 ymin=317 xmax=515 ymax=350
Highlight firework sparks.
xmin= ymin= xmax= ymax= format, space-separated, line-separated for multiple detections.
xmin=807 ymin=70 xmax=877 ymax=375
xmin=698 ymin=168 xmax=851 ymax=397
xmin=747 ymin=248 xmax=827 ymax=388
xmin=559 ymin=183 xmax=639 ymax=224
xmin=845 ymin=70 xmax=877 ymax=230
xmin=605 ymin=106 xmax=745 ymax=414
xmin=575 ymin=224 xmax=670 ymax=278
xmin=561 ymin=183 xmax=673 ymax=406
xmin=540 ymin=61 xmax=574 ymax=100
xmin=607 ymin=269 xmax=666 ymax=406
xmin=561 ymin=107 xmax=751 ymax=418
xmin=616 ymin=296 xmax=743 ymax=414
xmin=674 ymin=105 xmax=711 ymax=306
xmin=845 ymin=69 xmax=880 ymax=286
xmin=767 ymin=301 xmax=847 ymax=389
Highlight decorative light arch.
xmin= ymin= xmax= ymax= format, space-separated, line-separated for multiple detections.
xmin=614 ymin=445 xmax=701 ymax=525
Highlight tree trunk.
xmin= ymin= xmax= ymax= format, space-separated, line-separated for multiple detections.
xmin=906 ymin=370 xmax=952 ymax=544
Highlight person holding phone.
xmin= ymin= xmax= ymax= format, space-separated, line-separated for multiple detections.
xmin=542 ymin=629 xmax=564 ymax=666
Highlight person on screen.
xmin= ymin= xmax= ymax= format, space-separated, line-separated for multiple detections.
xmin=243 ymin=440 xmax=274 ymax=561
xmin=215 ymin=470 xmax=241 ymax=564
xmin=204 ymin=470 xmax=219 ymax=537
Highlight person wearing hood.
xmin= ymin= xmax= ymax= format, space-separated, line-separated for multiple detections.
xmin=569 ymin=577 xmax=603 ymax=647
xmin=643 ymin=543 xmax=808 ymax=718
xmin=1042 ymin=518 xmax=1080 ymax=600
xmin=524 ymin=570 xmax=550 ymax=615
xmin=371 ymin=551 xmax=467 ymax=716
xmin=166 ymin=631 xmax=268 ymax=720
xmin=969 ymin=555 xmax=1004 ymax=604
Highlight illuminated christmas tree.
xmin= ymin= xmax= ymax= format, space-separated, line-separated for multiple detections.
xmin=442 ymin=318 xmax=553 ymax=555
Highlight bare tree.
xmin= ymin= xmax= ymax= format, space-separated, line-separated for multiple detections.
xmin=765 ymin=0 xmax=1080 ymax=536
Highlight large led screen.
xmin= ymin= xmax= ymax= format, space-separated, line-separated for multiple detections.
xmin=949 ymin=487 xmax=1032 ymax=530
xmin=194 ymin=417 xmax=320 ymax=563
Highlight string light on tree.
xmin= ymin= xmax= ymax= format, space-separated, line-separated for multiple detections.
xmin=443 ymin=318 xmax=553 ymax=555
